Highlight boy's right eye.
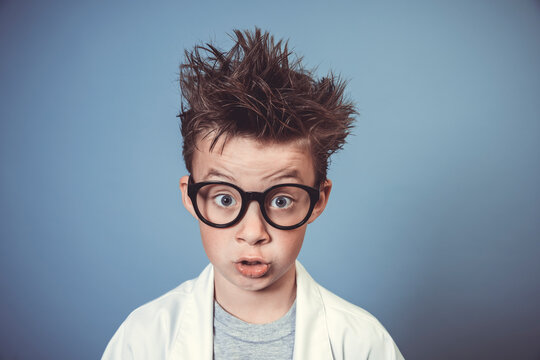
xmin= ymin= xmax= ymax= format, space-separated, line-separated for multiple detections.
xmin=214 ymin=194 xmax=237 ymax=207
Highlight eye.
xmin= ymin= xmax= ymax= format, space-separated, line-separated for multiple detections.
xmin=270 ymin=195 xmax=293 ymax=209
xmin=214 ymin=194 xmax=237 ymax=208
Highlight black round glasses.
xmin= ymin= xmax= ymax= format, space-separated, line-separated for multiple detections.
xmin=187 ymin=176 xmax=320 ymax=230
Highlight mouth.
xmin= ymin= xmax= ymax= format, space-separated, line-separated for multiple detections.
xmin=240 ymin=260 xmax=264 ymax=265
xmin=234 ymin=258 xmax=270 ymax=278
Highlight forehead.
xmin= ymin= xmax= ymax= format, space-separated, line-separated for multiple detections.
xmin=191 ymin=135 xmax=315 ymax=187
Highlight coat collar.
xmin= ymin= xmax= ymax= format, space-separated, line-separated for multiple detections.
xmin=171 ymin=263 xmax=215 ymax=359
xmin=293 ymin=261 xmax=334 ymax=359
xmin=171 ymin=261 xmax=334 ymax=360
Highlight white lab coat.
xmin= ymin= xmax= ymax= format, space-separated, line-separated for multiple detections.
xmin=102 ymin=261 xmax=404 ymax=359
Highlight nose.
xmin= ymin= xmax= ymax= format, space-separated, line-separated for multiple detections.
xmin=235 ymin=201 xmax=270 ymax=246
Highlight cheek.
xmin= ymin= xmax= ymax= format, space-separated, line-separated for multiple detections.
xmin=273 ymin=227 xmax=306 ymax=260
xmin=199 ymin=225 xmax=227 ymax=261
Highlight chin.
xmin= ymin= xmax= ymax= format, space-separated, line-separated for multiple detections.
xmin=234 ymin=276 xmax=275 ymax=292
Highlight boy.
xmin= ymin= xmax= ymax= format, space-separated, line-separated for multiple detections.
xmin=103 ymin=28 xmax=404 ymax=359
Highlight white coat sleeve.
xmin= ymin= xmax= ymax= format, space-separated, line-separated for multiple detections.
xmin=102 ymin=322 xmax=133 ymax=360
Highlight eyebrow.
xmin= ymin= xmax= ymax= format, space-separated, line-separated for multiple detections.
xmin=201 ymin=168 xmax=304 ymax=185
xmin=202 ymin=169 xmax=236 ymax=182
xmin=262 ymin=169 xmax=302 ymax=183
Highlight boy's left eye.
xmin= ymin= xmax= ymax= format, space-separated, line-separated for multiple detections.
xmin=270 ymin=196 xmax=293 ymax=209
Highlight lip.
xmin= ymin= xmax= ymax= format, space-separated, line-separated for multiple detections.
xmin=234 ymin=257 xmax=270 ymax=278
xmin=235 ymin=256 xmax=269 ymax=264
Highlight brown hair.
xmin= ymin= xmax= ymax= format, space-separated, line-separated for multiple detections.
xmin=179 ymin=28 xmax=356 ymax=185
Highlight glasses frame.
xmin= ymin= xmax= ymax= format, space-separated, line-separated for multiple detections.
xmin=187 ymin=176 xmax=321 ymax=230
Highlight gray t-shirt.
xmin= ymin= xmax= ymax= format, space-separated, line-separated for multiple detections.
xmin=213 ymin=300 xmax=296 ymax=360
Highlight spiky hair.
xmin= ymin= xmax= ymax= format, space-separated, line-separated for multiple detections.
xmin=179 ymin=28 xmax=356 ymax=185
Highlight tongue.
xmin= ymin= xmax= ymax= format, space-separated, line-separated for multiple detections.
xmin=236 ymin=262 xmax=269 ymax=278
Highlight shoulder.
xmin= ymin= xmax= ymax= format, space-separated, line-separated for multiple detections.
xmin=102 ymin=271 xmax=202 ymax=360
xmin=123 ymin=277 xmax=195 ymax=333
xmin=318 ymin=284 xmax=387 ymax=337
xmin=317 ymin=284 xmax=404 ymax=359
xmin=295 ymin=262 xmax=404 ymax=359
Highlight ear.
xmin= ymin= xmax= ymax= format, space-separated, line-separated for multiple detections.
xmin=307 ymin=179 xmax=332 ymax=224
xmin=180 ymin=175 xmax=198 ymax=219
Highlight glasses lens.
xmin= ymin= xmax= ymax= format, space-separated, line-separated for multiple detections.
xmin=196 ymin=183 xmax=242 ymax=226
xmin=265 ymin=186 xmax=312 ymax=227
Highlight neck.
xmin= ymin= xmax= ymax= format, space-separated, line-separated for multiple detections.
xmin=214 ymin=265 xmax=297 ymax=324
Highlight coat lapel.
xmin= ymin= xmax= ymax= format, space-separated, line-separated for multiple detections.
xmin=171 ymin=264 xmax=215 ymax=360
xmin=294 ymin=261 xmax=334 ymax=360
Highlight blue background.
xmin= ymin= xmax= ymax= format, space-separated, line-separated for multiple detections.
xmin=1 ymin=0 xmax=539 ymax=359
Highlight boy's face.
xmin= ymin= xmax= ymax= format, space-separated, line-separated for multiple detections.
xmin=180 ymin=135 xmax=331 ymax=296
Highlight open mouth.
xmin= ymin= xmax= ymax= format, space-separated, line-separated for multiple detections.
xmin=241 ymin=260 xmax=263 ymax=265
